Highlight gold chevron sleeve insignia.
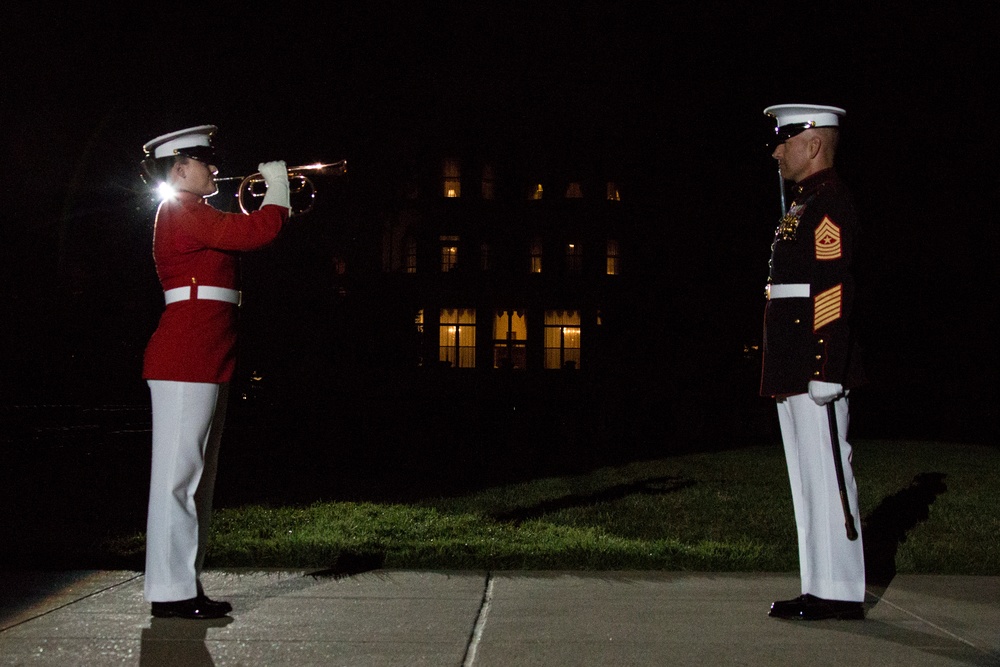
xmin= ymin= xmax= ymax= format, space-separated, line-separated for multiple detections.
xmin=814 ymin=284 xmax=843 ymax=331
xmin=815 ymin=217 xmax=842 ymax=260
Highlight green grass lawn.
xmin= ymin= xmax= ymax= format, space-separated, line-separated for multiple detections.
xmin=104 ymin=439 xmax=1000 ymax=574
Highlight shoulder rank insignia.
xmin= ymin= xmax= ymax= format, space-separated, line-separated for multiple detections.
xmin=814 ymin=283 xmax=843 ymax=331
xmin=776 ymin=201 xmax=807 ymax=241
xmin=815 ymin=216 xmax=842 ymax=260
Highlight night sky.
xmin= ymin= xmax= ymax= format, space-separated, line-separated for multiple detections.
xmin=3 ymin=3 xmax=997 ymax=440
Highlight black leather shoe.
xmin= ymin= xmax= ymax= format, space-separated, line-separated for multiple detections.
xmin=769 ymin=594 xmax=864 ymax=620
xmin=196 ymin=580 xmax=232 ymax=614
xmin=197 ymin=594 xmax=232 ymax=615
xmin=151 ymin=596 xmax=231 ymax=620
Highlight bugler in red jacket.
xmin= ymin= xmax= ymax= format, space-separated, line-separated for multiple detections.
xmin=143 ymin=191 xmax=287 ymax=383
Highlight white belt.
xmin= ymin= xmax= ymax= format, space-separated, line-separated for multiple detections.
xmin=766 ymin=283 xmax=810 ymax=299
xmin=164 ymin=285 xmax=241 ymax=306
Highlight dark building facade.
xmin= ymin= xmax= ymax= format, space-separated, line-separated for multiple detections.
xmin=372 ymin=150 xmax=639 ymax=376
xmin=221 ymin=142 xmax=684 ymax=480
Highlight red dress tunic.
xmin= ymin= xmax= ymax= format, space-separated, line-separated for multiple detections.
xmin=143 ymin=191 xmax=287 ymax=383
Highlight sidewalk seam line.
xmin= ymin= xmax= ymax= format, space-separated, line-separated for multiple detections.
xmin=0 ymin=572 xmax=143 ymax=633
xmin=871 ymin=592 xmax=993 ymax=656
xmin=462 ymin=571 xmax=495 ymax=667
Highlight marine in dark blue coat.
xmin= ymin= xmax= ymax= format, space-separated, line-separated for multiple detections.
xmin=760 ymin=104 xmax=867 ymax=622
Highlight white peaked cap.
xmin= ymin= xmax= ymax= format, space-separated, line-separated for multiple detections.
xmin=764 ymin=104 xmax=845 ymax=129
xmin=143 ymin=124 xmax=217 ymax=159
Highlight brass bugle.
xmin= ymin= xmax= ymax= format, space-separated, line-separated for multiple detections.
xmin=217 ymin=160 xmax=347 ymax=216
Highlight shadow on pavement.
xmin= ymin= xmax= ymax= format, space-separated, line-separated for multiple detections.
xmin=139 ymin=616 xmax=233 ymax=667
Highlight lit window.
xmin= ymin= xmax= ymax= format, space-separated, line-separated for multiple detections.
xmin=440 ymin=235 xmax=459 ymax=272
xmin=415 ymin=309 xmax=425 ymax=367
xmin=529 ymin=183 xmax=544 ymax=200
xmin=606 ymin=239 xmax=620 ymax=275
xmin=482 ymin=164 xmax=495 ymax=200
xmin=443 ymin=158 xmax=461 ymax=198
xmin=493 ymin=309 xmax=527 ymax=369
xmin=566 ymin=182 xmax=583 ymax=198
xmin=440 ymin=308 xmax=476 ymax=368
xmin=606 ymin=181 xmax=621 ymax=201
xmin=544 ymin=310 xmax=581 ymax=370
xmin=529 ymin=237 xmax=543 ymax=273
xmin=566 ymin=242 xmax=582 ymax=274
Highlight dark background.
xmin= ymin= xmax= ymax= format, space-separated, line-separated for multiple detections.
xmin=2 ymin=3 xmax=997 ymax=450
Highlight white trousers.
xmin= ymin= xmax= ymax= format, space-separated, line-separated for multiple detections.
xmin=777 ymin=393 xmax=865 ymax=602
xmin=145 ymin=380 xmax=228 ymax=602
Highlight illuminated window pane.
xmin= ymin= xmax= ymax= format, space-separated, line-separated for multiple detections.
xmin=606 ymin=239 xmax=620 ymax=275
xmin=566 ymin=182 xmax=583 ymax=198
xmin=529 ymin=183 xmax=543 ymax=200
xmin=441 ymin=246 xmax=458 ymax=271
xmin=440 ymin=235 xmax=459 ymax=272
xmin=493 ymin=309 xmax=527 ymax=369
xmin=606 ymin=181 xmax=621 ymax=201
xmin=439 ymin=308 xmax=476 ymax=368
xmin=443 ymin=158 xmax=461 ymax=198
xmin=414 ymin=308 xmax=425 ymax=367
xmin=566 ymin=242 xmax=582 ymax=274
xmin=544 ymin=310 xmax=581 ymax=370
xmin=529 ymin=238 xmax=543 ymax=273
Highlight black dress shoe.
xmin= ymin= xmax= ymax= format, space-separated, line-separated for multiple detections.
xmin=196 ymin=580 xmax=232 ymax=614
xmin=151 ymin=596 xmax=231 ymax=620
xmin=769 ymin=594 xmax=864 ymax=620
xmin=198 ymin=594 xmax=232 ymax=614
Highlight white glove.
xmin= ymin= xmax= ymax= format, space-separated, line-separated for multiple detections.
xmin=808 ymin=380 xmax=843 ymax=406
xmin=258 ymin=160 xmax=290 ymax=210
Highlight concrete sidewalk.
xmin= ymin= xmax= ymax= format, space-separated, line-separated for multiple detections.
xmin=1 ymin=570 xmax=997 ymax=666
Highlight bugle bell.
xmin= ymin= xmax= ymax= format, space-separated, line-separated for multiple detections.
xmin=218 ymin=160 xmax=347 ymax=216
